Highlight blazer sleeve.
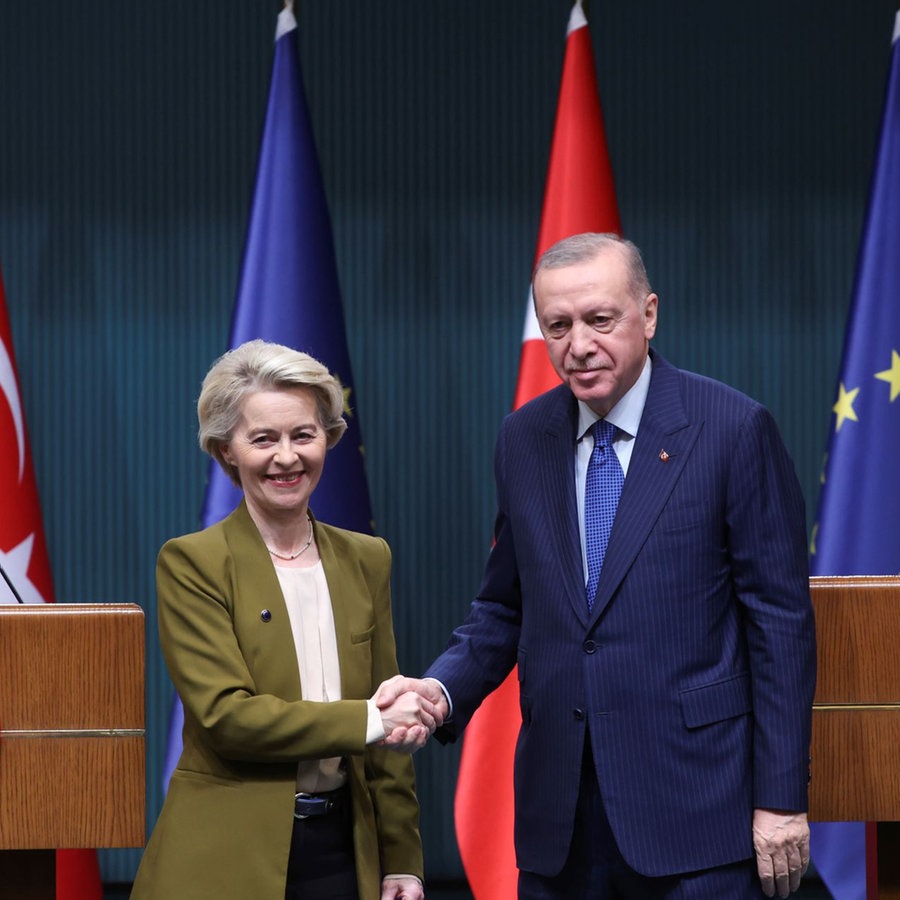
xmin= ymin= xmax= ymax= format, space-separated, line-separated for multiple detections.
xmin=158 ymin=534 xmax=370 ymax=763
xmin=357 ymin=538 xmax=424 ymax=878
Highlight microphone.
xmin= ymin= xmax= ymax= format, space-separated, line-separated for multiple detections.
xmin=0 ymin=560 xmax=25 ymax=604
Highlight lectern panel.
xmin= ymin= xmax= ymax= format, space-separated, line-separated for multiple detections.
xmin=810 ymin=709 xmax=900 ymax=821
xmin=812 ymin=576 xmax=900 ymax=704
xmin=0 ymin=604 xmax=145 ymax=849
xmin=0 ymin=604 xmax=143 ymax=729
xmin=809 ymin=576 xmax=900 ymax=823
xmin=0 ymin=736 xmax=144 ymax=848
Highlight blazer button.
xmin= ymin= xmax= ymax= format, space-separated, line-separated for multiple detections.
xmin=573 ymin=708 xmax=585 ymax=721
xmin=583 ymin=640 xmax=597 ymax=654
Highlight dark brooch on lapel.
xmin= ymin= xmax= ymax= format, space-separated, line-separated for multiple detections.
xmin=260 ymin=609 xmax=272 ymax=623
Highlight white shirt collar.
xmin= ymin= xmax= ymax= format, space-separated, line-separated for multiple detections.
xmin=576 ymin=354 xmax=652 ymax=441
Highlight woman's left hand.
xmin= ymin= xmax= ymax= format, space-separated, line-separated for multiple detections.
xmin=381 ymin=875 xmax=425 ymax=900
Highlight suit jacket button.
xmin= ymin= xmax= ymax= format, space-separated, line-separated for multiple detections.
xmin=573 ymin=708 xmax=585 ymax=720
xmin=583 ymin=640 xmax=597 ymax=654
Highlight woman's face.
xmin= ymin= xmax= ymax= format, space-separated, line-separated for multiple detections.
xmin=220 ymin=387 xmax=327 ymax=524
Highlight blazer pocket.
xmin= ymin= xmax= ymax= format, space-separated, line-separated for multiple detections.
xmin=350 ymin=624 xmax=375 ymax=644
xmin=170 ymin=768 xmax=241 ymax=789
xmin=680 ymin=673 xmax=752 ymax=729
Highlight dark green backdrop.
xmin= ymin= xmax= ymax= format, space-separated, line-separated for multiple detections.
xmin=1 ymin=0 xmax=896 ymax=885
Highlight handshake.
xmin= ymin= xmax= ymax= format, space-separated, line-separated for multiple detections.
xmin=370 ymin=675 xmax=450 ymax=753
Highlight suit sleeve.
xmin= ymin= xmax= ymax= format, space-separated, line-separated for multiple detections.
xmin=426 ymin=419 xmax=524 ymax=736
xmin=725 ymin=403 xmax=816 ymax=811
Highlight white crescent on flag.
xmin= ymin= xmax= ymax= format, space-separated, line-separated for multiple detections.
xmin=0 ymin=335 xmax=26 ymax=482
xmin=521 ymin=288 xmax=543 ymax=342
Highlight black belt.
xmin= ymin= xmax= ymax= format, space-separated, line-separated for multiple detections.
xmin=294 ymin=786 xmax=348 ymax=820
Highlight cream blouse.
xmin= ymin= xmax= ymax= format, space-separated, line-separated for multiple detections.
xmin=276 ymin=561 xmax=356 ymax=793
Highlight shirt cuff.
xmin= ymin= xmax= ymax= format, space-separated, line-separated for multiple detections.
xmin=383 ymin=874 xmax=424 ymax=888
xmin=365 ymin=697 xmax=386 ymax=744
xmin=424 ymin=676 xmax=453 ymax=720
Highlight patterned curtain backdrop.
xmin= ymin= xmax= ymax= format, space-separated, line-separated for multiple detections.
xmin=0 ymin=0 xmax=896 ymax=884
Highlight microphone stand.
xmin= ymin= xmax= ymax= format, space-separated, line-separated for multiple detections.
xmin=0 ymin=560 xmax=25 ymax=603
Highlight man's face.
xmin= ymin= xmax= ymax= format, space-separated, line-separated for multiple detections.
xmin=534 ymin=245 xmax=658 ymax=417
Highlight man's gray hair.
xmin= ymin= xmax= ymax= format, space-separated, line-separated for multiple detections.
xmin=534 ymin=232 xmax=652 ymax=302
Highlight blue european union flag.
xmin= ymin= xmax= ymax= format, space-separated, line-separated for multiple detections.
xmin=163 ymin=5 xmax=373 ymax=789
xmin=200 ymin=7 xmax=372 ymax=534
xmin=809 ymin=13 xmax=900 ymax=899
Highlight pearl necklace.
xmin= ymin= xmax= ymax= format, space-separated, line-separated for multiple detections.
xmin=265 ymin=514 xmax=314 ymax=561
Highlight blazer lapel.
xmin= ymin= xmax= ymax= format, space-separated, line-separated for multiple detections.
xmin=313 ymin=521 xmax=371 ymax=701
xmin=589 ymin=355 xmax=702 ymax=620
xmin=223 ymin=502 xmax=304 ymax=700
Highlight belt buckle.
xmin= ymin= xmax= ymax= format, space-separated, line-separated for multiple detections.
xmin=294 ymin=791 xmax=332 ymax=820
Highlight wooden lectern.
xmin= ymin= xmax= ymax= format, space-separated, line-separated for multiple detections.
xmin=810 ymin=576 xmax=900 ymax=897
xmin=0 ymin=604 xmax=145 ymax=899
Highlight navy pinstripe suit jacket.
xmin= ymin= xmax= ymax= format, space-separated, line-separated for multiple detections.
xmin=426 ymin=350 xmax=816 ymax=878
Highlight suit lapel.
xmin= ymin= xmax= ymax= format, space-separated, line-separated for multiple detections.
xmin=589 ymin=355 xmax=702 ymax=620
xmin=538 ymin=391 xmax=591 ymax=626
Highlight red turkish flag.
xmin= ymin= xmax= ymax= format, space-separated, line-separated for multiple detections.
xmin=453 ymin=3 xmax=621 ymax=895
xmin=0 ymin=265 xmax=103 ymax=898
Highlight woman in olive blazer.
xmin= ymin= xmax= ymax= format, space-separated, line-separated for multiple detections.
xmin=131 ymin=341 xmax=427 ymax=900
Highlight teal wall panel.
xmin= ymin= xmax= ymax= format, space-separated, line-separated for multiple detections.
xmin=1 ymin=0 xmax=897 ymax=886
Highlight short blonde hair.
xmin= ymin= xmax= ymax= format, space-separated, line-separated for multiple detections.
xmin=198 ymin=339 xmax=347 ymax=486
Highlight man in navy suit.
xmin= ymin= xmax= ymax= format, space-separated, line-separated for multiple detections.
xmin=379 ymin=233 xmax=816 ymax=898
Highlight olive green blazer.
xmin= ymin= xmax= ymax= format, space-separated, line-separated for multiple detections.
xmin=131 ymin=501 xmax=423 ymax=900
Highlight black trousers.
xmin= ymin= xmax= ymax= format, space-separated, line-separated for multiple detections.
xmin=285 ymin=787 xmax=358 ymax=900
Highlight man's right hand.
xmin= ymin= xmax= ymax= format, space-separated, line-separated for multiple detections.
xmin=373 ymin=676 xmax=450 ymax=752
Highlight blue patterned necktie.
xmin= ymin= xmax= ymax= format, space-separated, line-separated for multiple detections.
xmin=584 ymin=419 xmax=624 ymax=611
